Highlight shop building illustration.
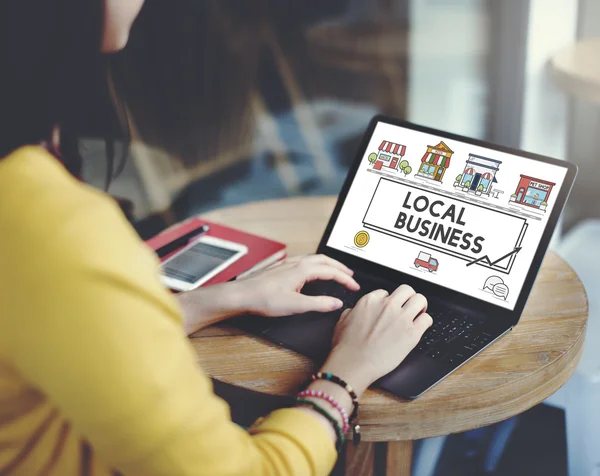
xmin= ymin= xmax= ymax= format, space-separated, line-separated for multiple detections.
xmin=369 ymin=140 xmax=407 ymax=172
xmin=510 ymin=175 xmax=555 ymax=211
xmin=454 ymin=154 xmax=502 ymax=196
xmin=416 ymin=141 xmax=454 ymax=182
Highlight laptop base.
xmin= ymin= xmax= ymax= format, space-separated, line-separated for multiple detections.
xmin=233 ymin=277 xmax=511 ymax=399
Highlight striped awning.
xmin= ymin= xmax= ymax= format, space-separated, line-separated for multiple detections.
xmin=465 ymin=168 xmax=474 ymax=175
xmin=482 ymin=172 xmax=498 ymax=183
xmin=421 ymin=151 xmax=451 ymax=168
xmin=379 ymin=140 xmax=406 ymax=156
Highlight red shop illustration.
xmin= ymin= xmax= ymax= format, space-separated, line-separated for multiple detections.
xmin=509 ymin=175 xmax=555 ymax=211
xmin=370 ymin=140 xmax=407 ymax=172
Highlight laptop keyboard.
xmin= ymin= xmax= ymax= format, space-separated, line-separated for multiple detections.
xmin=303 ymin=279 xmax=497 ymax=365
xmin=414 ymin=310 xmax=495 ymax=364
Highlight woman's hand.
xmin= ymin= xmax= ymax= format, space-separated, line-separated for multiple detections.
xmin=318 ymin=285 xmax=433 ymax=397
xmin=177 ymin=254 xmax=358 ymax=335
xmin=234 ymin=254 xmax=360 ymax=317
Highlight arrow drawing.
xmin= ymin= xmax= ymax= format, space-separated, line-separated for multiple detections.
xmin=466 ymin=247 xmax=522 ymax=268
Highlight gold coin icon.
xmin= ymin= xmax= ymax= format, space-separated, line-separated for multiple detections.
xmin=354 ymin=231 xmax=370 ymax=248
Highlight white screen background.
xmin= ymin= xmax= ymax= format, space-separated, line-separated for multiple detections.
xmin=327 ymin=122 xmax=568 ymax=310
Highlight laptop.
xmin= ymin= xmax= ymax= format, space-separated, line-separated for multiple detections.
xmin=235 ymin=115 xmax=577 ymax=399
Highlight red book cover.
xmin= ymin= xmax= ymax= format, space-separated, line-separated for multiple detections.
xmin=145 ymin=217 xmax=287 ymax=287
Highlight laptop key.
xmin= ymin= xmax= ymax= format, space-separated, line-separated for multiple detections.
xmin=414 ymin=344 xmax=428 ymax=354
xmin=446 ymin=352 xmax=467 ymax=365
xmin=442 ymin=334 xmax=457 ymax=344
xmin=426 ymin=349 xmax=446 ymax=359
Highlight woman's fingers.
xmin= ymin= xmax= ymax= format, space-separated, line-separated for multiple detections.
xmin=365 ymin=288 xmax=389 ymax=299
xmin=388 ymin=284 xmax=416 ymax=306
xmin=304 ymin=264 xmax=360 ymax=291
xmin=413 ymin=312 xmax=433 ymax=332
xmin=269 ymin=255 xmax=355 ymax=279
xmin=288 ymin=294 xmax=344 ymax=314
xmin=401 ymin=293 xmax=428 ymax=318
xmin=354 ymin=289 xmax=389 ymax=308
xmin=302 ymin=254 xmax=354 ymax=276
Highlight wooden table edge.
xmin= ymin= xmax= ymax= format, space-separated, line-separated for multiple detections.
xmin=361 ymin=317 xmax=586 ymax=441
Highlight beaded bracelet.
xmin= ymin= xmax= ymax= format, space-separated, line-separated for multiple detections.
xmin=312 ymin=372 xmax=361 ymax=445
xmin=296 ymin=398 xmax=344 ymax=452
xmin=311 ymin=372 xmax=358 ymax=421
xmin=296 ymin=389 xmax=350 ymax=433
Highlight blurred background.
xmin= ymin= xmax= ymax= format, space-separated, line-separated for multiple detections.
xmin=79 ymin=0 xmax=600 ymax=474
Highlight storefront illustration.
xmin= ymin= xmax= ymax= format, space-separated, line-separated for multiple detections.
xmin=416 ymin=141 xmax=454 ymax=183
xmin=454 ymin=154 xmax=502 ymax=197
xmin=368 ymin=140 xmax=407 ymax=172
xmin=509 ymin=175 xmax=555 ymax=211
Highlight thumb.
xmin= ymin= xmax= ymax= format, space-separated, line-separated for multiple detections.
xmin=286 ymin=294 xmax=344 ymax=314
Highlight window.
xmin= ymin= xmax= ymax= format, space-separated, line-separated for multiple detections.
xmin=379 ymin=153 xmax=391 ymax=162
xmin=523 ymin=187 xmax=548 ymax=206
xmin=462 ymin=173 xmax=473 ymax=185
xmin=431 ymin=259 xmax=438 ymax=266
xmin=420 ymin=163 xmax=435 ymax=175
xmin=480 ymin=178 xmax=490 ymax=190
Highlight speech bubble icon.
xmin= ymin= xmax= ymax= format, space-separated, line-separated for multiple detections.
xmin=484 ymin=275 xmax=504 ymax=291
xmin=493 ymin=283 xmax=509 ymax=300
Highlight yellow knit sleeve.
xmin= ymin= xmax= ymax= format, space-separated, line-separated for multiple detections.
xmin=1 ymin=172 xmax=336 ymax=475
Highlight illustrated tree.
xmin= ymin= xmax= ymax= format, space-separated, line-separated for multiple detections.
xmin=456 ymin=174 xmax=463 ymax=182
xmin=399 ymin=160 xmax=409 ymax=172
xmin=477 ymin=185 xmax=484 ymax=192
xmin=368 ymin=153 xmax=377 ymax=164
xmin=464 ymin=181 xmax=471 ymax=188
xmin=403 ymin=166 xmax=412 ymax=176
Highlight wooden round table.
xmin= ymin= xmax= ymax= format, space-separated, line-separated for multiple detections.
xmin=190 ymin=197 xmax=588 ymax=475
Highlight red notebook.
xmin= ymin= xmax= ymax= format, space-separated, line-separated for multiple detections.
xmin=145 ymin=217 xmax=287 ymax=287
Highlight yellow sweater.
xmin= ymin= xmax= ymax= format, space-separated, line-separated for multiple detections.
xmin=0 ymin=147 xmax=336 ymax=476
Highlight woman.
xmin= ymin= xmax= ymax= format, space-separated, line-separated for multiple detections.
xmin=0 ymin=1 xmax=432 ymax=475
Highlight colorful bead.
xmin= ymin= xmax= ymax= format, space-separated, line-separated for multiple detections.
xmin=312 ymin=372 xmax=358 ymax=422
xmin=297 ymin=389 xmax=350 ymax=433
xmin=311 ymin=372 xmax=361 ymax=445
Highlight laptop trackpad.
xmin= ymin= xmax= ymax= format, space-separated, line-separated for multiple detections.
xmin=263 ymin=311 xmax=340 ymax=362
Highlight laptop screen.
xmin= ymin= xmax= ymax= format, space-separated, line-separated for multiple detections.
xmin=327 ymin=121 xmax=569 ymax=310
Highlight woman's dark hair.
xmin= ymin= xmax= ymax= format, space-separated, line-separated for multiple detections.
xmin=1 ymin=0 xmax=265 ymax=191
xmin=111 ymin=0 xmax=264 ymax=166
xmin=0 ymin=0 xmax=127 ymax=188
